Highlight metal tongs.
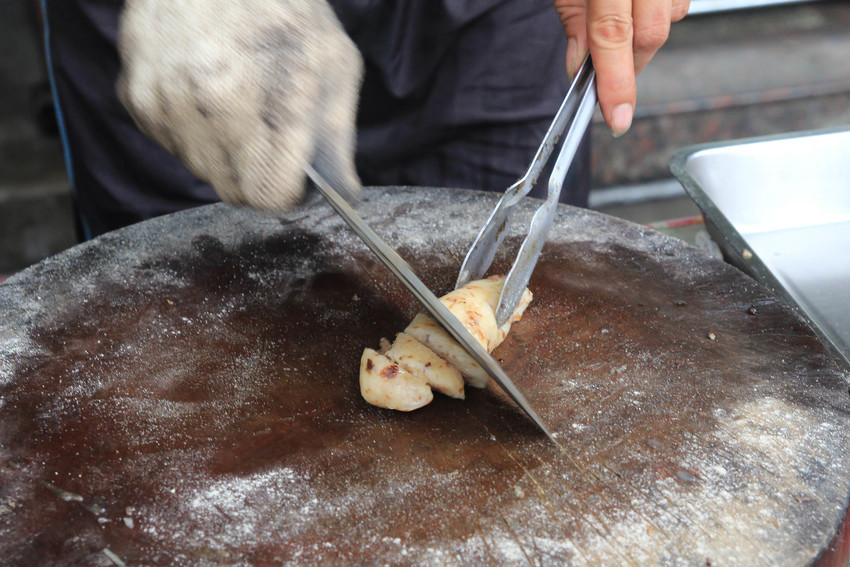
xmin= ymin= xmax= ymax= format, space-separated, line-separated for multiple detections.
xmin=306 ymin=56 xmax=596 ymax=440
xmin=456 ymin=55 xmax=598 ymax=325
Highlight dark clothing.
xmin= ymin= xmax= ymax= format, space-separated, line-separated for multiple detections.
xmin=328 ymin=0 xmax=588 ymax=198
xmin=43 ymin=0 xmax=217 ymax=239
xmin=43 ymin=0 xmax=589 ymax=240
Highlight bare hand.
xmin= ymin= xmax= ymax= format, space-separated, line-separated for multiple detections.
xmin=553 ymin=0 xmax=689 ymax=136
xmin=117 ymin=0 xmax=362 ymax=211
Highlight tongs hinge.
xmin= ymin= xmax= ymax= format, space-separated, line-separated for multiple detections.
xmin=456 ymin=55 xmax=597 ymax=326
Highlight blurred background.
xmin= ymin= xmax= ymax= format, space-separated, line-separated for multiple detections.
xmin=2 ymin=0 xmax=849 ymax=277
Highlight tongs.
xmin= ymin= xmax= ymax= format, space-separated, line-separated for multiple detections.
xmin=305 ymin=56 xmax=596 ymax=440
xmin=456 ymin=55 xmax=597 ymax=326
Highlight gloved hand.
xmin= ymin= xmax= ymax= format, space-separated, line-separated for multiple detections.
xmin=553 ymin=0 xmax=690 ymax=137
xmin=117 ymin=0 xmax=363 ymax=211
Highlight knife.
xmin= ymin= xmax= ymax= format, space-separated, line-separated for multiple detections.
xmin=305 ymin=164 xmax=552 ymax=440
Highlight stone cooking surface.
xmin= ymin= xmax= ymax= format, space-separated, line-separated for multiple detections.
xmin=1 ymin=187 xmax=849 ymax=565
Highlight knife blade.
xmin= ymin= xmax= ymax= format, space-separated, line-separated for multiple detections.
xmin=304 ymin=164 xmax=552 ymax=440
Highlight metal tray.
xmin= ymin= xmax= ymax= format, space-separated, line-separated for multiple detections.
xmin=671 ymin=126 xmax=850 ymax=369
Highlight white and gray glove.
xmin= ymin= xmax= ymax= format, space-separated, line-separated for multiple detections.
xmin=117 ymin=0 xmax=363 ymax=211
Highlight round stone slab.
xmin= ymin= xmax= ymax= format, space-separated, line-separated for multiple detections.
xmin=1 ymin=186 xmax=849 ymax=565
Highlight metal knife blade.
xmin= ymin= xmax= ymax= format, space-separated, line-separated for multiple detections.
xmin=304 ymin=164 xmax=552 ymax=440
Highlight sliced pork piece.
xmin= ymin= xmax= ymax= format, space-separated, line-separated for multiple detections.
xmin=387 ymin=332 xmax=465 ymax=399
xmin=359 ymin=348 xmax=433 ymax=411
xmin=404 ymin=313 xmax=491 ymax=388
xmin=359 ymin=275 xmax=533 ymax=410
xmin=405 ymin=276 xmax=533 ymax=388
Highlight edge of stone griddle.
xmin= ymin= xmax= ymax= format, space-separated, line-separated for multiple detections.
xmin=1 ymin=185 xmax=850 ymax=564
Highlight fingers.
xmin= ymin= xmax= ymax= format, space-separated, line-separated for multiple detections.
xmin=586 ymin=0 xmax=637 ymax=136
xmin=553 ymin=0 xmax=687 ymax=137
xmin=631 ymin=0 xmax=671 ymax=75
xmin=553 ymin=0 xmax=590 ymax=80
xmin=672 ymin=0 xmax=691 ymax=22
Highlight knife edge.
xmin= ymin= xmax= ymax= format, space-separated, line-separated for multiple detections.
xmin=304 ymin=164 xmax=553 ymax=440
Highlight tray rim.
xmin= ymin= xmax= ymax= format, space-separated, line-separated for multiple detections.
xmin=669 ymin=124 xmax=850 ymax=370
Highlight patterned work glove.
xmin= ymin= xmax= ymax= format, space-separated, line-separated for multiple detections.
xmin=117 ymin=0 xmax=363 ymax=211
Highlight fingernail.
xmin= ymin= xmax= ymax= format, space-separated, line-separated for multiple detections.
xmin=566 ymin=38 xmax=577 ymax=81
xmin=611 ymin=103 xmax=634 ymax=137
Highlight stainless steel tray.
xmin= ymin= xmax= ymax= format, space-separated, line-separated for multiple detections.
xmin=671 ymin=126 xmax=850 ymax=369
